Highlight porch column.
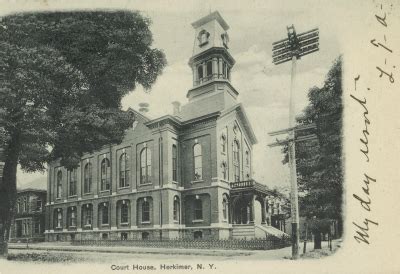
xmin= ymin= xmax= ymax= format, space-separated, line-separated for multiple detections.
xmin=261 ymin=197 xmax=267 ymax=224
xmin=249 ymin=196 xmax=255 ymax=224
xmin=265 ymin=199 xmax=270 ymax=225
xmin=230 ymin=196 xmax=237 ymax=224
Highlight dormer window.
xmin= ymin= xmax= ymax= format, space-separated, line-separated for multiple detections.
xmin=198 ymin=30 xmax=210 ymax=47
xmin=221 ymin=33 xmax=229 ymax=48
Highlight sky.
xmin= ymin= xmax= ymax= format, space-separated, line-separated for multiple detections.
xmin=12 ymin=0 xmax=341 ymax=190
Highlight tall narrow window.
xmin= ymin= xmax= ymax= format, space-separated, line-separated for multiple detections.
xmin=119 ymin=153 xmax=130 ymax=188
xmin=221 ymin=134 xmax=226 ymax=153
xmin=56 ymin=210 xmax=62 ymax=228
xmin=101 ymin=158 xmax=111 ymax=190
xmin=206 ymin=60 xmax=212 ymax=77
xmin=221 ymin=162 xmax=227 ymax=180
xmin=173 ymin=197 xmax=180 ymax=222
xmin=245 ymin=151 xmax=250 ymax=166
xmin=83 ymin=162 xmax=92 ymax=193
xmin=23 ymin=197 xmax=27 ymax=212
xmin=56 ymin=170 xmax=62 ymax=198
xmin=142 ymin=200 xmax=150 ymax=223
xmin=16 ymin=199 xmax=20 ymax=213
xmin=36 ymin=199 xmax=42 ymax=211
xmin=34 ymin=221 xmax=40 ymax=234
xmin=222 ymin=198 xmax=228 ymax=220
xmin=233 ymin=140 xmax=240 ymax=182
xmin=68 ymin=207 xmax=76 ymax=227
xmin=120 ymin=202 xmax=129 ymax=224
xmin=140 ymin=148 xmax=151 ymax=184
xmin=172 ymin=145 xmax=177 ymax=182
xmin=68 ymin=168 xmax=77 ymax=196
xmin=193 ymin=144 xmax=202 ymax=181
xmin=194 ymin=198 xmax=203 ymax=220
xmin=82 ymin=205 xmax=92 ymax=227
xmin=101 ymin=203 xmax=109 ymax=225
xmin=222 ymin=62 xmax=227 ymax=79
xmin=197 ymin=65 xmax=203 ymax=81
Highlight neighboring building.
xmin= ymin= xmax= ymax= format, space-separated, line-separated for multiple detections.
xmin=45 ymin=11 xmax=287 ymax=242
xmin=9 ymin=188 xmax=46 ymax=242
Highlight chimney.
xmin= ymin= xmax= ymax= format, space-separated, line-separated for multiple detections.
xmin=138 ymin=102 xmax=149 ymax=114
xmin=172 ymin=101 xmax=181 ymax=115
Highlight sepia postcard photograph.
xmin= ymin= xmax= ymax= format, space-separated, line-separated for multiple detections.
xmin=0 ymin=0 xmax=399 ymax=273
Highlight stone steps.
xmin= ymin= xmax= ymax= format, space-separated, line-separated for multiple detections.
xmin=232 ymin=225 xmax=255 ymax=239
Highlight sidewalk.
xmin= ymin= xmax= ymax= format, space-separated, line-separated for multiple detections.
xmin=8 ymin=241 xmax=256 ymax=257
xmin=8 ymin=239 xmax=340 ymax=260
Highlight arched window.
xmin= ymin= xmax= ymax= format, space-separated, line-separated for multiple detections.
xmin=67 ymin=207 xmax=76 ymax=227
xmin=120 ymin=202 xmax=129 ymax=224
xmin=119 ymin=153 xmax=130 ymax=188
xmin=56 ymin=170 xmax=62 ymax=198
xmin=55 ymin=209 xmax=62 ymax=228
xmin=221 ymin=162 xmax=227 ymax=180
xmin=68 ymin=168 xmax=77 ymax=196
xmin=23 ymin=197 xmax=27 ymax=212
xmin=83 ymin=162 xmax=92 ymax=193
xmin=101 ymin=158 xmax=111 ymax=190
xmin=172 ymin=145 xmax=177 ymax=182
xmin=142 ymin=200 xmax=150 ymax=223
xmin=194 ymin=198 xmax=203 ymax=220
xmin=221 ymin=33 xmax=229 ymax=48
xmin=57 ymin=211 xmax=62 ymax=227
xmin=233 ymin=140 xmax=240 ymax=182
xmin=82 ymin=204 xmax=92 ymax=228
xmin=193 ymin=144 xmax=202 ymax=181
xmin=221 ymin=134 xmax=226 ymax=153
xmin=222 ymin=198 xmax=228 ymax=220
xmin=198 ymin=30 xmax=210 ymax=46
xmin=140 ymin=148 xmax=151 ymax=184
xmin=100 ymin=203 xmax=109 ymax=225
xmin=173 ymin=196 xmax=180 ymax=222
xmin=245 ymin=150 xmax=250 ymax=166
xmin=16 ymin=199 xmax=20 ymax=213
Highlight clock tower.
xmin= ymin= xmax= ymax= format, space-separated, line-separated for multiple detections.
xmin=185 ymin=11 xmax=238 ymax=106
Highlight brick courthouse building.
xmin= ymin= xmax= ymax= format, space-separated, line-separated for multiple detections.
xmin=45 ymin=12 xmax=287 ymax=241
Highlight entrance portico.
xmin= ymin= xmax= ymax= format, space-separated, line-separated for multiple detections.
xmin=230 ymin=180 xmax=279 ymax=226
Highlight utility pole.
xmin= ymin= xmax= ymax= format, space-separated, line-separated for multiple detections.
xmin=270 ymin=25 xmax=319 ymax=259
